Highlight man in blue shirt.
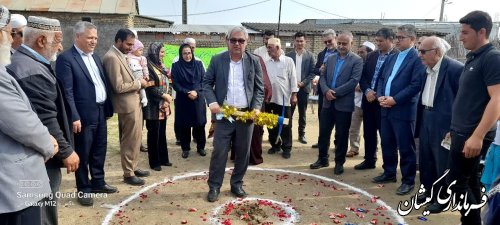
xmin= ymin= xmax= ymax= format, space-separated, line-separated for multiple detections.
xmin=309 ymin=31 xmax=363 ymax=175
xmin=374 ymin=24 xmax=425 ymax=195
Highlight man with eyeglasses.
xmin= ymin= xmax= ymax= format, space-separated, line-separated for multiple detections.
xmin=8 ymin=14 xmax=26 ymax=54
xmin=309 ymin=31 xmax=363 ymax=175
xmin=415 ymin=36 xmax=463 ymax=214
xmin=356 ymin=28 xmax=399 ymax=170
xmin=312 ymin=28 xmax=338 ymax=149
xmin=203 ymin=26 xmax=264 ymax=202
xmin=374 ymin=24 xmax=425 ymax=195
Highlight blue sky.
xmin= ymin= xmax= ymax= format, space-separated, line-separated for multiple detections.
xmin=138 ymin=0 xmax=500 ymax=25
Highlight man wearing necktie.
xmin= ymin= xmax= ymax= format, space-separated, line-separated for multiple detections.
xmin=309 ymin=31 xmax=363 ymax=175
xmin=56 ymin=21 xmax=117 ymax=206
xmin=374 ymin=24 xmax=425 ymax=195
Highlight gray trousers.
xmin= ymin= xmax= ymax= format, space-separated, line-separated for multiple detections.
xmin=348 ymin=106 xmax=363 ymax=152
xmin=41 ymin=168 xmax=61 ymax=225
xmin=208 ymin=118 xmax=254 ymax=190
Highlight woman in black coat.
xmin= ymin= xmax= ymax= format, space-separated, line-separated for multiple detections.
xmin=171 ymin=43 xmax=207 ymax=159
xmin=143 ymin=42 xmax=173 ymax=171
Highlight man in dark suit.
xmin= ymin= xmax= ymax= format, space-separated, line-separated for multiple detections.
xmin=356 ymin=28 xmax=399 ymax=170
xmin=415 ymin=36 xmax=463 ymax=213
xmin=311 ymin=29 xmax=338 ymax=148
xmin=56 ymin=21 xmax=117 ymax=206
xmin=287 ymin=32 xmax=316 ymax=144
xmin=309 ymin=31 xmax=363 ymax=175
xmin=374 ymin=24 xmax=426 ymax=195
xmin=203 ymin=26 xmax=264 ymax=202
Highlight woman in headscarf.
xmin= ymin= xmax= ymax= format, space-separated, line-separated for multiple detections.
xmin=171 ymin=43 xmax=207 ymax=159
xmin=143 ymin=42 xmax=173 ymax=171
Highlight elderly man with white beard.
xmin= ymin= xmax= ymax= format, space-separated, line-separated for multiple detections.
xmin=0 ymin=6 xmax=60 ymax=225
xmin=7 ymin=16 xmax=79 ymax=225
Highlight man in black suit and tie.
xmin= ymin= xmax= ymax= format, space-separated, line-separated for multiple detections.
xmin=416 ymin=36 xmax=463 ymax=213
xmin=287 ymin=32 xmax=316 ymax=144
xmin=309 ymin=31 xmax=363 ymax=175
xmin=356 ymin=28 xmax=399 ymax=170
xmin=56 ymin=21 xmax=117 ymax=206
xmin=203 ymin=26 xmax=264 ymax=202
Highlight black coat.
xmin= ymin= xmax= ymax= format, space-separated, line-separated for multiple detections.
xmin=171 ymin=59 xmax=207 ymax=127
xmin=143 ymin=62 xmax=168 ymax=120
xmin=7 ymin=46 xmax=74 ymax=168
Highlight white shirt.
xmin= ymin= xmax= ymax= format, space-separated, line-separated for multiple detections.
xmin=75 ymin=45 xmax=107 ymax=103
xmin=295 ymin=50 xmax=303 ymax=82
xmin=354 ymin=91 xmax=362 ymax=108
xmin=421 ymin=57 xmax=443 ymax=107
xmin=265 ymin=54 xmax=299 ymax=106
xmin=494 ymin=121 xmax=500 ymax=145
xmin=253 ymin=45 xmax=271 ymax=62
xmin=226 ymin=59 xmax=248 ymax=108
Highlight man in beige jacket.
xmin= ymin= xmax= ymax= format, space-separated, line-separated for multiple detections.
xmin=103 ymin=29 xmax=150 ymax=186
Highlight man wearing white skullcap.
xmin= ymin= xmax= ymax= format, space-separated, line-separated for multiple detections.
xmin=0 ymin=6 xmax=58 ymax=225
xmin=7 ymin=16 xmax=80 ymax=225
xmin=8 ymin=14 xmax=26 ymax=53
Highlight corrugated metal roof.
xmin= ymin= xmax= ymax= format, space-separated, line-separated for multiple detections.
xmin=241 ymin=22 xmax=448 ymax=36
xmin=0 ymin=0 xmax=137 ymax=14
xmin=133 ymin=24 xmax=260 ymax=34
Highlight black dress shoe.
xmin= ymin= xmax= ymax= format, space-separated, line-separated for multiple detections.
xmin=334 ymin=164 xmax=344 ymax=175
xmin=92 ymin=184 xmax=118 ymax=193
xmin=77 ymin=194 xmax=93 ymax=206
xmin=425 ymin=202 xmax=447 ymax=213
xmin=417 ymin=193 xmax=431 ymax=205
xmin=151 ymin=166 xmax=162 ymax=171
xmin=140 ymin=145 xmax=148 ymax=152
xmin=312 ymin=143 xmax=319 ymax=148
xmin=372 ymin=174 xmax=397 ymax=184
xmin=123 ymin=176 xmax=145 ymax=186
xmin=282 ymin=151 xmax=291 ymax=159
xmin=396 ymin=183 xmax=415 ymax=195
xmin=134 ymin=169 xmax=150 ymax=177
xmin=310 ymin=159 xmax=329 ymax=169
xmin=298 ymin=136 xmax=308 ymax=144
xmin=267 ymin=147 xmax=281 ymax=154
xmin=230 ymin=186 xmax=248 ymax=198
xmin=197 ymin=149 xmax=207 ymax=156
xmin=354 ymin=161 xmax=376 ymax=170
xmin=182 ymin=151 xmax=189 ymax=158
xmin=207 ymin=189 xmax=220 ymax=202
xmin=161 ymin=162 xmax=173 ymax=166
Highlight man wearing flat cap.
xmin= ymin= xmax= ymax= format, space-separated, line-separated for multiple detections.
xmin=7 ymin=16 xmax=80 ymax=225
xmin=0 ymin=6 xmax=59 ymax=225
xmin=8 ymin=13 xmax=26 ymax=54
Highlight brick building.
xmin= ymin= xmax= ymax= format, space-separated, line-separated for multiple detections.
xmin=0 ymin=0 xmax=173 ymax=57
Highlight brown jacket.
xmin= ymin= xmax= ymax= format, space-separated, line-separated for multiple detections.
xmin=103 ymin=46 xmax=141 ymax=113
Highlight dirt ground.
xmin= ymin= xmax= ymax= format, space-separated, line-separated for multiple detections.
xmin=57 ymin=103 xmax=461 ymax=225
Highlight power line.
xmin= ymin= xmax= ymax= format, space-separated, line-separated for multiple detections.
xmin=146 ymin=0 xmax=271 ymax=17
xmin=288 ymin=0 xmax=349 ymax=19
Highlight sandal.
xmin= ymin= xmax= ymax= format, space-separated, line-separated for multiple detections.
xmin=346 ymin=150 xmax=359 ymax=157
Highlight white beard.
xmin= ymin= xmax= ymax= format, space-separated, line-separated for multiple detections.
xmin=49 ymin=52 xmax=57 ymax=62
xmin=0 ymin=32 xmax=11 ymax=65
